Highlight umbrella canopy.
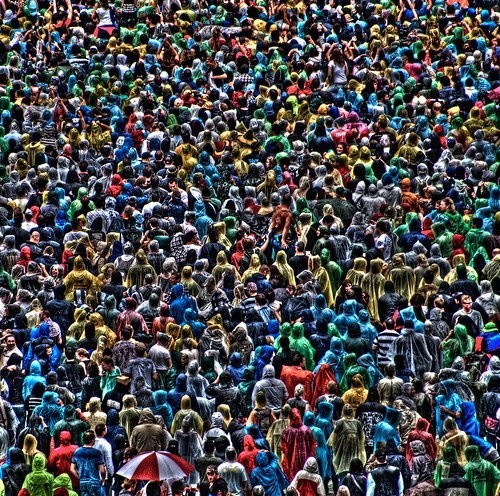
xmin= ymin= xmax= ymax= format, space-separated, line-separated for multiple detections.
xmin=117 ymin=451 xmax=195 ymax=481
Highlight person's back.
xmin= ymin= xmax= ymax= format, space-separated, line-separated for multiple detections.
xmin=367 ymin=450 xmax=404 ymax=496
xmin=217 ymin=448 xmax=248 ymax=496
xmin=71 ymin=431 xmax=105 ymax=495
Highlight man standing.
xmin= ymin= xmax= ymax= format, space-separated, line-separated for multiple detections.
xmin=280 ymin=354 xmax=314 ymax=403
xmin=71 ymin=430 xmax=106 ymax=496
xmin=452 ymin=294 xmax=484 ymax=334
xmin=217 ymin=447 xmax=249 ymax=496
xmin=367 ymin=449 xmax=404 ymax=496
xmin=203 ymin=465 xmax=228 ymax=496
xmin=0 ymin=334 xmax=22 ymax=369
xmin=148 ymin=333 xmax=172 ymax=390
xmin=94 ymin=424 xmax=114 ymax=495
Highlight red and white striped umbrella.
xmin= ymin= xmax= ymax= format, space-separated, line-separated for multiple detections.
xmin=117 ymin=451 xmax=195 ymax=481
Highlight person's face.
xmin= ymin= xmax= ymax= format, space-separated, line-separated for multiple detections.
xmin=207 ymin=472 xmax=218 ymax=483
xmin=5 ymin=337 xmax=16 ymax=350
xmin=51 ymin=267 xmax=59 ymax=277
xmin=101 ymin=362 xmax=110 ymax=372
xmin=345 ymin=283 xmax=354 ymax=297
xmin=461 ymin=297 xmax=472 ymax=310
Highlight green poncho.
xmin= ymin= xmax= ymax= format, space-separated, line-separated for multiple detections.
xmin=321 ymin=248 xmax=342 ymax=298
xmin=289 ymin=323 xmax=315 ymax=371
xmin=274 ymin=323 xmax=292 ymax=353
xmin=464 ymin=445 xmax=500 ymax=496
xmin=441 ymin=324 xmax=474 ymax=368
xmin=432 ymin=222 xmax=454 ymax=259
xmin=339 ymin=353 xmax=370 ymax=395
xmin=23 ymin=454 xmax=54 ymax=496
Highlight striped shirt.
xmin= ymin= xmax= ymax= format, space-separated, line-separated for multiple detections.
xmin=372 ymin=329 xmax=399 ymax=368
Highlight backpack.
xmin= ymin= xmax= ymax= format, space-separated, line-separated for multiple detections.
xmin=123 ymin=227 xmax=142 ymax=249
xmin=253 ymin=407 xmax=272 ymax=435
xmin=477 ymin=293 xmax=500 ymax=319
xmin=465 ymin=338 xmax=490 ymax=381
xmin=108 ymin=212 xmax=125 ymax=234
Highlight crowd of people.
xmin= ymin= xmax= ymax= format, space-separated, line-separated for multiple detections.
xmin=0 ymin=0 xmax=499 ymax=495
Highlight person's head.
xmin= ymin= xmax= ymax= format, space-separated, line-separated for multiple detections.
xmin=83 ymin=430 xmax=96 ymax=446
xmin=292 ymin=353 xmax=305 ymax=368
xmin=206 ymin=465 xmax=219 ymax=482
xmin=374 ymin=449 xmax=386 ymax=464
xmin=101 ymin=356 xmax=114 ymax=372
xmin=95 ymin=423 xmax=107 ymax=437
xmin=4 ymin=335 xmax=16 ymax=350
xmin=385 ymin=363 xmax=395 ymax=378
xmin=460 ymin=294 xmax=472 ymax=311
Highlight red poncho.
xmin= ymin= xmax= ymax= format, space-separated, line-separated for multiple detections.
xmin=280 ymin=409 xmax=316 ymax=482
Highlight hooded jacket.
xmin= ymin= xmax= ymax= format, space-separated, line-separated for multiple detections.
xmin=3 ymin=447 xmax=30 ymax=496
xmin=130 ymin=409 xmax=167 ymax=453
xmin=22 ymin=360 xmax=47 ymax=401
xmin=252 ymin=364 xmax=288 ymax=411
xmin=22 ymin=453 xmax=54 ymax=496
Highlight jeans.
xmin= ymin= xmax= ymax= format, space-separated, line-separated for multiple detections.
xmin=12 ymin=404 xmax=25 ymax=434
xmin=74 ymin=391 xmax=83 ymax=410
xmin=80 ymin=483 xmax=102 ymax=496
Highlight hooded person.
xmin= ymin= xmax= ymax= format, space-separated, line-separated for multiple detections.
xmin=289 ymin=457 xmax=325 ymax=496
xmin=409 ymin=439 xmax=434 ymax=487
xmin=236 ymin=365 xmax=256 ymax=416
xmin=22 ymin=360 xmax=47 ymax=400
xmin=442 ymin=324 xmax=475 ymax=368
xmin=125 ymin=249 xmax=157 ymax=289
xmin=435 ymin=380 xmax=463 ymax=438
xmin=170 ymin=394 xmax=204 ymax=436
xmin=252 ymin=346 xmax=275 ymax=382
xmin=341 ymin=374 xmax=368 ymax=413
xmin=357 ymin=354 xmax=384 ymax=387
xmin=308 ymin=255 xmax=334 ymax=308
xmin=2 ymin=447 xmax=30 ymax=496
xmin=174 ymin=414 xmax=203 ymax=485
xmin=339 ymin=353 xmax=370 ymax=396
xmin=53 ymin=404 xmax=89 ymax=447
xmin=227 ymin=353 xmax=246 ymax=386
xmin=361 ymin=258 xmax=386 ymax=322
xmin=303 ymin=411 xmax=330 ymax=480
xmin=330 ymin=403 xmax=366 ymax=476
xmin=463 ymin=445 xmax=500 ymax=496
xmin=252 ymin=364 xmax=288 ymax=413
xmin=434 ymin=445 xmax=465 ymax=489
xmin=105 ymin=408 xmax=128 ymax=450
xmin=405 ymin=418 xmax=437 ymax=466
xmin=373 ymin=406 xmax=402 ymax=449
xmin=169 ymin=284 xmax=197 ymax=325
xmin=33 ymin=391 xmax=64 ymax=435
xmin=52 ymin=474 xmax=78 ymax=496
xmin=334 ymin=299 xmax=360 ymax=338
xmin=387 ymin=254 xmax=416 ymax=303
xmin=130 ymin=409 xmax=168 ymax=453
xmin=250 ymin=450 xmax=289 ymax=496
xmin=22 ymin=453 xmax=54 ymax=496
xmin=280 ymin=408 xmax=316 ymax=482
xmin=288 ymin=324 xmax=315 ymax=371
xmin=389 ymin=321 xmax=432 ymax=379
xmin=237 ymin=434 xmax=259 ymax=476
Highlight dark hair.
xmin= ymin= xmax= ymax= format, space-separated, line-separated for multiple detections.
xmin=83 ymin=430 xmax=96 ymax=444
xmin=95 ymin=423 xmax=106 ymax=436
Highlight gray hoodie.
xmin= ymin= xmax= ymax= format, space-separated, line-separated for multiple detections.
xmin=252 ymin=365 xmax=288 ymax=411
